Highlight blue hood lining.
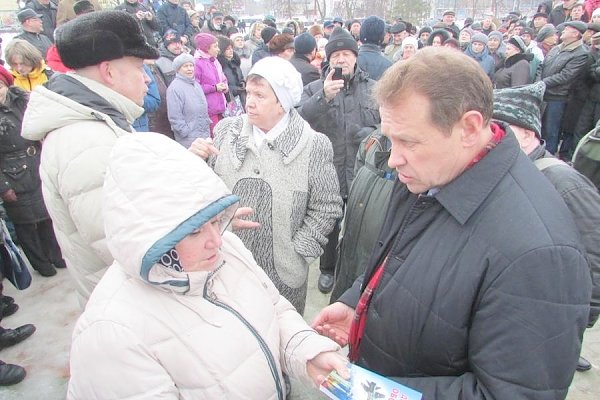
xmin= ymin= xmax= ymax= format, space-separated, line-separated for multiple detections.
xmin=140 ymin=194 xmax=240 ymax=283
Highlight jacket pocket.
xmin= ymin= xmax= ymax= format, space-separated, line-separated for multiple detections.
xmin=1 ymin=157 xmax=40 ymax=193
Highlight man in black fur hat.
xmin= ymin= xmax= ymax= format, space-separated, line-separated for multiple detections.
xmin=19 ymin=10 xmax=160 ymax=306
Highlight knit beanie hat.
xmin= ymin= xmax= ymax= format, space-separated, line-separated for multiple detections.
xmin=471 ymin=32 xmax=488 ymax=45
xmin=594 ymin=8 xmax=600 ymax=18
xmin=488 ymin=30 xmax=504 ymax=42
xmin=359 ymin=15 xmax=385 ymax=44
xmin=325 ymin=27 xmax=358 ymax=60
xmin=56 ymin=10 xmax=158 ymax=69
xmin=172 ymin=53 xmax=194 ymax=73
xmin=402 ymin=36 xmax=418 ymax=49
xmin=261 ymin=26 xmax=278 ymax=44
xmin=248 ymin=57 xmax=302 ymax=112
xmin=294 ymin=32 xmax=316 ymax=54
xmin=0 ymin=64 xmax=14 ymax=87
xmin=194 ymin=33 xmax=217 ymax=52
xmin=508 ymin=36 xmax=526 ymax=52
xmin=418 ymin=26 xmax=432 ymax=37
xmin=268 ymin=33 xmax=294 ymax=54
xmin=460 ymin=27 xmax=473 ymax=38
xmin=536 ymin=24 xmax=557 ymax=42
xmin=493 ymin=81 xmax=546 ymax=137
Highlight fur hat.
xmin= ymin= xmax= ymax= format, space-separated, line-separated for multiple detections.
xmin=268 ymin=33 xmax=294 ymax=54
xmin=172 ymin=53 xmax=194 ymax=73
xmin=73 ymin=0 xmax=95 ymax=15
xmin=294 ymin=32 xmax=316 ymax=54
xmin=0 ymin=64 xmax=14 ymax=87
xmin=261 ymin=26 xmax=278 ymax=44
xmin=359 ymin=15 xmax=385 ymax=44
xmin=194 ymin=33 xmax=217 ymax=52
xmin=56 ymin=10 xmax=158 ymax=69
xmin=427 ymin=29 xmax=451 ymax=45
xmin=508 ymin=36 xmax=526 ymax=52
xmin=471 ymin=32 xmax=488 ymax=45
xmin=325 ymin=27 xmax=358 ymax=60
xmin=536 ymin=24 xmax=557 ymax=42
xmin=248 ymin=57 xmax=302 ymax=112
xmin=493 ymin=81 xmax=546 ymax=137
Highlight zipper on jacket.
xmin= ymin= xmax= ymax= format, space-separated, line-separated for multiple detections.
xmin=203 ymin=276 xmax=285 ymax=400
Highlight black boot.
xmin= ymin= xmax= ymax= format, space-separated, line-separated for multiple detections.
xmin=0 ymin=361 xmax=26 ymax=386
xmin=0 ymin=296 xmax=14 ymax=306
xmin=576 ymin=356 xmax=592 ymax=372
xmin=0 ymin=302 xmax=18 ymax=319
xmin=318 ymin=273 xmax=334 ymax=294
xmin=0 ymin=324 xmax=36 ymax=350
xmin=34 ymin=263 xmax=56 ymax=277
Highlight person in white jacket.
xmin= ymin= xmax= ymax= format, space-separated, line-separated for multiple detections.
xmin=20 ymin=11 xmax=160 ymax=306
xmin=67 ymin=132 xmax=349 ymax=399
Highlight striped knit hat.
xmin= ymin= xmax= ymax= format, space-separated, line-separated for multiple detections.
xmin=493 ymin=81 xmax=546 ymax=137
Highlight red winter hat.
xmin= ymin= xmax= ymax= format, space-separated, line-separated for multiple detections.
xmin=0 ymin=64 xmax=14 ymax=87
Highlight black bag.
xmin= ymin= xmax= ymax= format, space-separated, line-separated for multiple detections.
xmin=0 ymin=219 xmax=31 ymax=290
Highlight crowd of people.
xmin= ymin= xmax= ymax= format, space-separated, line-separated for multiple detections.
xmin=0 ymin=1 xmax=598 ymax=399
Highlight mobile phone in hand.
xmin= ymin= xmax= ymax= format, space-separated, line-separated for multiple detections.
xmin=332 ymin=67 xmax=343 ymax=81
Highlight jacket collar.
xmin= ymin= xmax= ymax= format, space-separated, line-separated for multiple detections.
xmin=226 ymin=109 xmax=310 ymax=170
xmin=559 ymin=38 xmax=583 ymax=52
xmin=434 ymin=123 xmax=520 ymax=225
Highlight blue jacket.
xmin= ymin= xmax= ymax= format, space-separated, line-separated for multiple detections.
xmin=133 ymin=65 xmax=161 ymax=132
xmin=166 ymin=73 xmax=211 ymax=147
xmin=357 ymin=43 xmax=392 ymax=81
xmin=464 ymin=46 xmax=496 ymax=79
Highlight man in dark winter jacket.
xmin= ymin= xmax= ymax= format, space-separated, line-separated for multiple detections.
xmin=298 ymin=27 xmax=380 ymax=294
xmin=156 ymin=0 xmax=193 ymax=44
xmin=251 ymin=26 xmax=277 ymax=65
xmin=549 ymin=0 xmax=578 ymax=26
xmin=357 ymin=16 xmax=391 ymax=80
xmin=289 ymin=32 xmax=320 ymax=86
xmin=154 ymin=32 xmax=183 ymax=86
xmin=115 ymin=0 xmax=160 ymax=47
xmin=540 ymin=20 xmax=590 ymax=154
xmin=14 ymin=9 xmax=52 ymax=59
xmin=24 ymin=0 xmax=57 ymax=42
xmin=493 ymin=81 xmax=600 ymax=373
xmin=313 ymin=48 xmax=591 ymax=400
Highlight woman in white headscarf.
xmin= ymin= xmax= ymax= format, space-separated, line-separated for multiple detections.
xmin=196 ymin=57 xmax=343 ymax=314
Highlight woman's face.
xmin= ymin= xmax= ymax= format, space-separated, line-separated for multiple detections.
xmin=593 ymin=14 xmax=600 ymax=24
xmin=471 ymin=41 xmax=485 ymax=53
xmin=459 ymin=31 xmax=471 ymax=43
xmin=223 ymin=45 xmax=234 ymax=59
xmin=487 ymin=37 xmax=500 ymax=51
xmin=402 ymin=45 xmax=416 ymax=59
xmin=254 ymin=25 xmax=263 ymax=39
xmin=207 ymin=41 xmax=220 ymax=57
xmin=9 ymin=55 xmax=33 ymax=76
xmin=505 ymin=42 xmax=520 ymax=58
xmin=175 ymin=215 xmax=224 ymax=272
xmin=178 ymin=61 xmax=194 ymax=78
xmin=245 ymin=77 xmax=284 ymax=132
xmin=233 ymin=36 xmax=244 ymax=48
xmin=432 ymin=35 xmax=442 ymax=46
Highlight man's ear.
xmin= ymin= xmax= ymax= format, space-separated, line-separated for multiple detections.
xmin=96 ymin=61 xmax=115 ymax=87
xmin=457 ymin=110 xmax=485 ymax=148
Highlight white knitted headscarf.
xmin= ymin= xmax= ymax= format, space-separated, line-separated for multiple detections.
xmin=248 ymin=56 xmax=303 ymax=112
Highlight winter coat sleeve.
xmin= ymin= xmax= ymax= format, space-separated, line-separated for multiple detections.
xmin=297 ymin=80 xmax=333 ymax=128
xmin=166 ymin=84 xmax=192 ymax=139
xmin=542 ymin=52 xmax=589 ymax=88
xmin=292 ymin=134 xmax=343 ymax=261
xmin=387 ymin=246 xmax=591 ymax=400
xmin=194 ymin=60 xmax=218 ymax=94
xmin=68 ymin=321 xmax=179 ymax=399
xmin=155 ymin=6 xmax=169 ymax=35
xmin=143 ymin=65 xmax=161 ymax=114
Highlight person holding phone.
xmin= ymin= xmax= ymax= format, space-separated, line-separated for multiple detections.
xmin=115 ymin=0 xmax=160 ymax=47
xmin=298 ymin=26 xmax=381 ymax=295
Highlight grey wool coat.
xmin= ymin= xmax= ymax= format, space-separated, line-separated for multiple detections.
xmin=209 ymin=110 xmax=343 ymax=314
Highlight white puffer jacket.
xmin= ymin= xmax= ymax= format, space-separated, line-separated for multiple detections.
xmin=67 ymin=133 xmax=340 ymax=399
xmin=21 ymin=73 xmax=143 ymax=305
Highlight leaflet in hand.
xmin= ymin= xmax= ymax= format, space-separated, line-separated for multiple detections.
xmin=320 ymin=363 xmax=422 ymax=400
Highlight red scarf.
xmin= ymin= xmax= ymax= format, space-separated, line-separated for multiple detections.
xmin=347 ymin=123 xmax=506 ymax=362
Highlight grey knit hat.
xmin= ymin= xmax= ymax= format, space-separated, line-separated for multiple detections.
xmin=536 ymin=24 xmax=557 ymax=42
xmin=488 ymin=30 xmax=504 ymax=41
xmin=493 ymin=81 xmax=546 ymax=137
xmin=471 ymin=32 xmax=488 ymax=45
xmin=172 ymin=53 xmax=194 ymax=73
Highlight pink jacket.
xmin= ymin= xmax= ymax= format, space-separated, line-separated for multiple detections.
xmin=194 ymin=49 xmax=227 ymax=116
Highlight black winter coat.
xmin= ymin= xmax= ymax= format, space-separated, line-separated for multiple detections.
xmin=541 ymin=41 xmax=590 ymax=100
xmin=156 ymin=2 xmax=193 ymax=38
xmin=218 ymin=53 xmax=246 ymax=107
xmin=0 ymin=87 xmax=49 ymax=224
xmin=339 ymin=126 xmax=591 ymax=400
xmin=493 ymin=52 xmax=533 ymax=88
xmin=25 ymin=0 xmax=57 ymax=42
xmin=298 ymin=66 xmax=380 ymax=197
xmin=114 ymin=1 xmax=160 ymax=47
xmin=289 ymin=54 xmax=320 ymax=87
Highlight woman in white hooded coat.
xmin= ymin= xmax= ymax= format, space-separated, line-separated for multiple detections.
xmin=67 ymin=133 xmax=348 ymax=399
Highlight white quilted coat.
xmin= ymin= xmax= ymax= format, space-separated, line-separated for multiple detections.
xmin=67 ymin=133 xmax=340 ymax=399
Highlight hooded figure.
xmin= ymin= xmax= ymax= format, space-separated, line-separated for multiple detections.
xmin=67 ymin=132 xmax=346 ymax=399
